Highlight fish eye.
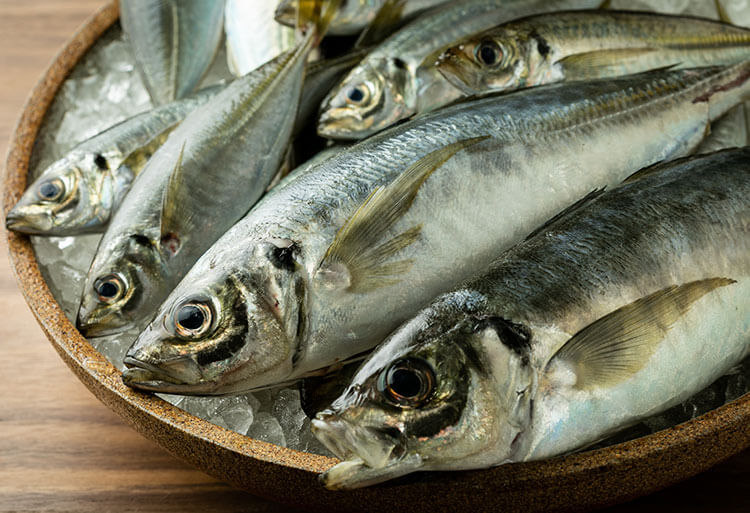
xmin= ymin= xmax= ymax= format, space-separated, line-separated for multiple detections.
xmin=379 ymin=358 xmax=435 ymax=408
xmin=345 ymin=84 xmax=369 ymax=105
xmin=474 ymin=39 xmax=502 ymax=67
xmin=93 ymin=153 xmax=108 ymax=171
xmin=36 ymin=178 xmax=65 ymax=202
xmin=94 ymin=273 xmax=126 ymax=303
xmin=174 ymin=300 xmax=213 ymax=338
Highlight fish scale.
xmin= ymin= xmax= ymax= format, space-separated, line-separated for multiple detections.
xmin=314 ymin=147 xmax=750 ymax=489
xmin=123 ymin=62 xmax=750 ymax=396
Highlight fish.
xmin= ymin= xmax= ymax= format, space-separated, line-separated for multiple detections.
xmin=311 ymin=146 xmax=750 ymax=489
xmin=76 ymin=2 xmax=338 ymax=338
xmin=5 ymin=86 xmax=223 ymax=236
xmin=120 ymin=0 xmax=224 ymax=105
xmin=316 ymin=0 xmax=602 ymax=140
xmin=224 ymin=0 xmax=297 ymax=77
xmin=275 ymin=0 xmax=449 ymax=36
xmin=436 ymin=10 xmax=750 ymax=96
xmin=120 ymin=62 xmax=750 ymax=395
xmin=696 ymin=104 xmax=748 ymax=154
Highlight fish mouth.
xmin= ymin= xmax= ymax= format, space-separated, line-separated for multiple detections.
xmin=312 ymin=413 xmax=425 ymax=490
xmin=312 ymin=411 xmax=405 ymax=470
xmin=5 ymin=208 xmax=53 ymax=234
xmin=273 ymin=0 xmax=295 ymax=27
xmin=122 ymin=355 xmax=203 ymax=393
xmin=435 ymin=48 xmax=481 ymax=95
xmin=76 ymin=311 xmax=130 ymax=338
xmin=317 ymin=108 xmax=372 ymax=140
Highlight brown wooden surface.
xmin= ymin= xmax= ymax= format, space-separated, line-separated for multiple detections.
xmin=0 ymin=1 xmax=748 ymax=512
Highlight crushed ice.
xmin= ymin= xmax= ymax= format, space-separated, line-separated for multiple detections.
xmin=26 ymin=4 xmax=750 ymax=459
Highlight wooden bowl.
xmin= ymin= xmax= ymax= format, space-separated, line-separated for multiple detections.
xmin=4 ymin=3 xmax=750 ymax=512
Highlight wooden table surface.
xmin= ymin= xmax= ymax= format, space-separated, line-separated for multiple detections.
xmin=0 ymin=2 xmax=747 ymax=512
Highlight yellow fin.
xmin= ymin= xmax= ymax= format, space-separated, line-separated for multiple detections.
xmin=319 ymin=136 xmax=489 ymax=292
xmin=159 ymin=141 xmax=189 ymax=255
xmin=296 ymin=0 xmax=342 ymax=43
xmin=714 ymin=0 xmax=732 ymax=24
xmin=557 ymin=48 xmax=665 ymax=80
xmin=356 ymin=0 xmax=407 ymax=49
xmin=548 ymin=278 xmax=736 ymax=390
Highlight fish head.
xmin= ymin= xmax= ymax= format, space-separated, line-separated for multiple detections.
xmin=436 ymin=30 xmax=525 ymax=95
xmin=122 ymin=239 xmax=303 ymax=394
xmin=6 ymin=151 xmax=116 ymax=235
xmin=77 ymin=231 xmax=167 ymax=337
xmin=312 ymin=295 xmax=536 ymax=489
xmin=317 ymin=59 xmax=413 ymax=140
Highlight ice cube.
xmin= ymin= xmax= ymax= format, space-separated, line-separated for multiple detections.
xmin=246 ymin=412 xmax=287 ymax=446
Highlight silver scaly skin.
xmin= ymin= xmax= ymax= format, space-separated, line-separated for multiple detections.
xmin=317 ymin=0 xmax=602 ymax=140
xmin=76 ymin=32 xmax=316 ymax=338
xmin=225 ymin=0 xmax=297 ymax=77
xmin=121 ymin=63 xmax=750 ymax=395
xmin=437 ymin=10 xmax=750 ymax=95
xmin=275 ymin=0 xmax=450 ymax=36
xmin=120 ymin=0 xmax=224 ymax=105
xmin=312 ymin=147 xmax=750 ymax=489
xmin=5 ymin=86 xmax=222 ymax=236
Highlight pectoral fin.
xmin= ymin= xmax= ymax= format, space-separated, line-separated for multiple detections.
xmin=159 ymin=141 xmax=191 ymax=254
xmin=558 ymin=48 xmax=666 ymax=80
xmin=547 ymin=278 xmax=735 ymax=390
xmin=318 ymin=136 xmax=489 ymax=292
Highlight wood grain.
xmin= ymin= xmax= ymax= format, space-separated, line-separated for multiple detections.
xmin=0 ymin=1 xmax=747 ymax=512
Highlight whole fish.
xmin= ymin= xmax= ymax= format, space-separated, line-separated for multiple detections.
xmin=5 ymin=87 xmax=222 ymax=236
xmin=275 ymin=0 xmax=449 ymax=36
xmin=437 ymin=10 xmax=750 ymax=95
xmin=225 ymin=0 xmax=297 ymax=77
xmin=120 ymin=0 xmax=224 ymax=105
xmin=312 ymin=147 xmax=750 ymax=489
xmin=76 ymin=4 xmax=336 ymax=337
xmin=317 ymin=0 xmax=601 ymax=140
xmin=121 ymin=63 xmax=750 ymax=395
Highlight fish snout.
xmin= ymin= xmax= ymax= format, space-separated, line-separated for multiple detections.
xmin=5 ymin=206 xmax=54 ymax=234
xmin=317 ymin=108 xmax=369 ymax=140
xmin=122 ymin=353 xmax=203 ymax=391
xmin=435 ymin=47 xmax=481 ymax=94
xmin=76 ymin=301 xmax=129 ymax=338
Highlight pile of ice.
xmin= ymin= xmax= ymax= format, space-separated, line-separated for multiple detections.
xmin=27 ymin=2 xmax=750 ymax=460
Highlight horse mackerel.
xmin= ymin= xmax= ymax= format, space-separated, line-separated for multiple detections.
xmin=121 ymin=62 xmax=750 ymax=396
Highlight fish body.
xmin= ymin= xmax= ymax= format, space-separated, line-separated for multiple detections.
xmin=5 ymin=87 xmax=222 ymax=236
xmin=696 ymin=103 xmax=748 ymax=153
xmin=312 ymin=147 xmax=750 ymax=489
xmin=437 ymin=10 xmax=750 ymax=95
xmin=120 ymin=0 xmax=224 ymax=104
xmin=317 ymin=0 xmax=602 ymax=140
xmin=225 ymin=0 xmax=297 ymax=77
xmin=76 ymin=35 xmax=314 ymax=338
xmin=121 ymin=63 xmax=750 ymax=395
xmin=275 ymin=0 xmax=449 ymax=35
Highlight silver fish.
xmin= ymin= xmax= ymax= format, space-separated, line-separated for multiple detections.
xmin=76 ymin=29 xmax=318 ymax=338
xmin=225 ymin=0 xmax=297 ymax=77
xmin=317 ymin=0 xmax=602 ymax=140
xmin=120 ymin=0 xmax=224 ymax=105
xmin=5 ymin=87 xmax=222 ymax=236
xmin=121 ymin=63 xmax=750 ymax=395
xmin=312 ymin=147 xmax=750 ymax=488
xmin=437 ymin=10 xmax=750 ymax=96
xmin=275 ymin=0 xmax=449 ymax=36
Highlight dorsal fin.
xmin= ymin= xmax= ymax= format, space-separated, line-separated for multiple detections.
xmin=714 ymin=0 xmax=732 ymax=24
xmin=356 ymin=0 xmax=407 ymax=49
xmin=317 ymin=136 xmax=489 ymax=292
xmin=546 ymin=278 xmax=735 ymax=390
xmin=524 ymin=189 xmax=606 ymax=242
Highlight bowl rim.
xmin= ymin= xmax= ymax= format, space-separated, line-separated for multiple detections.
xmin=3 ymin=2 xmax=750 ymax=511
